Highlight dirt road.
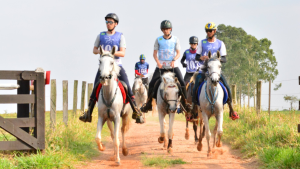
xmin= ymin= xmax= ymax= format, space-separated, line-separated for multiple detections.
xmin=77 ymin=115 xmax=258 ymax=169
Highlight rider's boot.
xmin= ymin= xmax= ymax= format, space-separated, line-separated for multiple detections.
xmin=79 ymin=98 xmax=96 ymax=123
xmin=140 ymin=86 xmax=154 ymax=113
xmin=178 ymin=86 xmax=192 ymax=113
xmin=129 ymin=96 xmax=145 ymax=124
xmin=227 ymin=99 xmax=239 ymax=120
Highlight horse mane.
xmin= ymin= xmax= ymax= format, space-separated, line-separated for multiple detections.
xmin=161 ymin=72 xmax=175 ymax=83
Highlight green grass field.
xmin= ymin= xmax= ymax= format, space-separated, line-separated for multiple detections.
xmin=0 ymin=108 xmax=109 ymax=169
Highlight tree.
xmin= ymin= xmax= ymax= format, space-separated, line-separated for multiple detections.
xmin=283 ymin=95 xmax=299 ymax=110
xmin=217 ymin=24 xmax=278 ymax=103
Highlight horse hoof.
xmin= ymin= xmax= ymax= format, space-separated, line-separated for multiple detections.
xmin=122 ymin=148 xmax=129 ymax=156
xmin=216 ymin=141 xmax=222 ymax=147
xmin=185 ymin=131 xmax=189 ymax=140
xmin=95 ymin=138 xmax=105 ymax=151
xmin=116 ymin=161 xmax=121 ymax=166
xmin=207 ymin=152 xmax=212 ymax=158
xmin=167 ymin=147 xmax=173 ymax=154
xmin=158 ymin=137 xmax=164 ymax=144
xmin=197 ymin=143 xmax=202 ymax=151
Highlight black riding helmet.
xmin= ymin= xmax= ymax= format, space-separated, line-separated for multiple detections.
xmin=189 ymin=36 xmax=198 ymax=44
xmin=160 ymin=20 xmax=172 ymax=29
xmin=105 ymin=13 xmax=119 ymax=24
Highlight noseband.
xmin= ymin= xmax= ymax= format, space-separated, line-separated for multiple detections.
xmin=160 ymin=85 xmax=179 ymax=113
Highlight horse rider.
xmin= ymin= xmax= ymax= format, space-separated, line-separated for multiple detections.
xmin=181 ymin=36 xmax=202 ymax=85
xmin=79 ymin=13 xmax=143 ymax=123
xmin=140 ymin=20 xmax=192 ymax=113
xmin=135 ymin=54 xmax=149 ymax=88
xmin=191 ymin=22 xmax=239 ymax=120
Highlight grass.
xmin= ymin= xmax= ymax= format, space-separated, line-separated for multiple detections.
xmin=0 ymin=108 xmax=110 ymax=169
xmin=141 ymin=154 xmax=187 ymax=169
xmin=221 ymin=106 xmax=300 ymax=169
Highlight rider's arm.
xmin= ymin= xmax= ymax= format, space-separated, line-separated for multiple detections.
xmin=114 ymin=35 xmax=126 ymax=57
xmin=195 ymin=54 xmax=201 ymax=61
xmin=153 ymin=50 xmax=160 ymax=65
xmin=180 ymin=52 xmax=187 ymax=68
xmin=220 ymin=42 xmax=227 ymax=63
xmin=220 ymin=56 xmax=227 ymax=63
xmin=153 ymin=39 xmax=162 ymax=68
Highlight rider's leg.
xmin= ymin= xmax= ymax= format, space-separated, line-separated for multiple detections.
xmin=220 ymin=73 xmax=239 ymax=120
xmin=79 ymin=70 xmax=100 ymax=123
xmin=140 ymin=68 xmax=161 ymax=112
xmin=191 ymin=73 xmax=205 ymax=117
xmin=184 ymin=72 xmax=193 ymax=85
xmin=142 ymin=77 xmax=149 ymax=90
xmin=173 ymin=68 xmax=192 ymax=113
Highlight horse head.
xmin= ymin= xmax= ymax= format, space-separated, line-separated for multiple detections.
xmin=133 ymin=76 xmax=143 ymax=94
xmin=98 ymin=46 xmax=120 ymax=86
xmin=207 ymin=51 xmax=222 ymax=86
xmin=162 ymin=74 xmax=180 ymax=113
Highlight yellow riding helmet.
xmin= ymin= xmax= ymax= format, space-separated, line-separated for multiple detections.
xmin=205 ymin=22 xmax=217 ymax=30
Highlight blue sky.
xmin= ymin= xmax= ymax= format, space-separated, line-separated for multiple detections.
xmin=0 ymin=0 xmax=299 ymax=112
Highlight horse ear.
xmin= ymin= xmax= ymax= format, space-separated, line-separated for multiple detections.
xmin=217 ymin=51 xmax=221 ymax=59
xmin=208 ymin=51 xmax=212 ymax=58
xmin=163 ymin=77 xmax=167 ymax=84
xmin=99 ymin=46 xmax=104 ymax=56
xmin=111 ymin=46 xmax=116 ymax=55
xmin=174 ymin=77 xmax=178 ymax=83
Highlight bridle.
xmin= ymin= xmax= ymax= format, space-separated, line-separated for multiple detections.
xmin=160 ymin=83 xmax=179 ymax=113
xmin=99 ymin=54 xmax=114 ymax=80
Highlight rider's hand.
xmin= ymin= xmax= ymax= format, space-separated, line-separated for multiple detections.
xmin=157 ymin=62 xmax=163 ymax=69
xmin=171 ymin=61 xmax=175 ymax=68
xmin=201 ymin=56 xmax=208 ymax=61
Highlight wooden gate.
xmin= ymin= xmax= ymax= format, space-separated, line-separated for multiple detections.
xmin=0 ymin=70 xmax=45 ymax=150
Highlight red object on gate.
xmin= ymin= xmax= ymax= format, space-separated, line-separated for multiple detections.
xmin=45 ymin=71 xmax=50 ymax=85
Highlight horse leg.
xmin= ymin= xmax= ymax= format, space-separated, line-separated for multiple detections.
xmin=167 ymin=112 xmax=175 ymax=154
xmin=121 ymin=113 xmax=129 ymax=156
xmin=185 ymin=120 xmax=189 ymax=140
xmin=216 ymin=111 xmax=223 ymax=148
xmin=212 ymin=120 xmax=218 ymax=149
xmin=197 ymin=119 xmax=204 ymax=151
xmin=95 ymin=116 xmax=106 ymax=151
xmin=113 ymin=117 xmax=121 ymax=165
xmin=193 ymin=121 xmax=199 ymax=143
xmin=203 ymin=113 xmax=212 ymax=157
xmin=158 ymin=112 xmax=167 ymax=148
xmin=107 ymin=120 xmax=114 ymax=141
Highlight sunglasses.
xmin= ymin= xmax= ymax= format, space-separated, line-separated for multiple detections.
xmin=106 ymin=21 xmax=115 ymax=25
xmin=206 ymin=29 xmax=214 ymax=33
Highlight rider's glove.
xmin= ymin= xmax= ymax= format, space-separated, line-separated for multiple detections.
xmin=182 ymin=63 xmax=187 ymax=68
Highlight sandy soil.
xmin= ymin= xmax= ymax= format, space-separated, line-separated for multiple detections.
xmin=76 ymin=114 xmax=259 ymax=169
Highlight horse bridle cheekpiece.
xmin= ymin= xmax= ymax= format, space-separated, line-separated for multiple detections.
xmin=160 ymin=83 xmax=179 ymax=113
xmin=99 ymin=53 xmax=114 ymax=80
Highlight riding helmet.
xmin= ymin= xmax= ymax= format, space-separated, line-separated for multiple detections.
xmin=205 ymin=22 xmax=217 ymax=31
xmin=140 ymin=54 xmax=146 ymax=60
xmin=105 ymin=13 xmax=119 ymax=24
xmin=189 ymin=36 xmax=198 ymax=44
xmin=160 ymin=20 xmax=172 ymax=29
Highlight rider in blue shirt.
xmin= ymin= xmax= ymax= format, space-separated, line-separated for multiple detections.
xmin=192 ymin=22 xmax=239 ymax=120
xmin=135 ymin=54 xmax=149 ymax=87
xmin=181 ymin=36 xmax=203 ymax=84
xmin=79 ymin=13 xmax=144 ymax=124
xmin=140 ymin=20 xmax=192 ymax=113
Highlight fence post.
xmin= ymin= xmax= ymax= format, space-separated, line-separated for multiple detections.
xmin=256 ymin=81 xmax=262 ymax=115
xmin=63 ymin=80 xmax=68 ymax=126
xmin=81 ymin=81 xmax=87 ymax=112
xmin=50 ymin=79 xmax=56 ymax=130
xmin=268 ymin=80 xmax=271 ymax=119
xmin=73 ymin=80 xmax=78 ymax=117
xmin=87 ymin=83 xmax=93 ymax=105
xmin=232 ymin=84 xmax=236 ymax=105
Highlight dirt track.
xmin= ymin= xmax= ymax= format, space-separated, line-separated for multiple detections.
xmin=77 ymin=114 xmax=258 ymax=169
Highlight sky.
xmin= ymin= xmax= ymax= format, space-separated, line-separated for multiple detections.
xmin=0 ymin=0 xmax=299 ymax=113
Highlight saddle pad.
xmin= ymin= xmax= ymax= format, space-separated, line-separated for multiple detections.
xmin=197 ymin=81 xmax=228 ymax=105
xmin=95 ymin=80 xmax=127 ymax=104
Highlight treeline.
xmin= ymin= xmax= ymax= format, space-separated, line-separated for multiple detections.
xmin=217 ymin=24 xmax=278 ymax=105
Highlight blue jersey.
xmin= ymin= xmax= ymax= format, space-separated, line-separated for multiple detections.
xmin=184 ymin=49 xmax=203 ymax=73
xmin=157 ymin=36 xmax=177 ymax=61
xmin=200 ymin=39 xmax=224 ymax=57
xmin=135 ymin=62 xmax=149 ymax=77
xmin=99 ymin=31 xmax=122 ymax=65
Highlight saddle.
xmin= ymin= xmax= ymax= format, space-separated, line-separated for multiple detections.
xmin=197 ymin=81 xmax=228 ymax=106
xmin=95 ymin=79 xmax=129 ymax=104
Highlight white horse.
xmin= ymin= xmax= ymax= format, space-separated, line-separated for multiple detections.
xmin=132 ymin=76 xmax=147 ymax=121
xmin=95 ymin=46 xmax=131 ymax=165
xmin=197 ymin=51 xmax=224 ymax=157
xmin=157 ymin=72 xmax=180 ymax=153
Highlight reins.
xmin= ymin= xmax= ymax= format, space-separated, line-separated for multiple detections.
xmin=101 ymin=79 xmax=119 ymax=118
